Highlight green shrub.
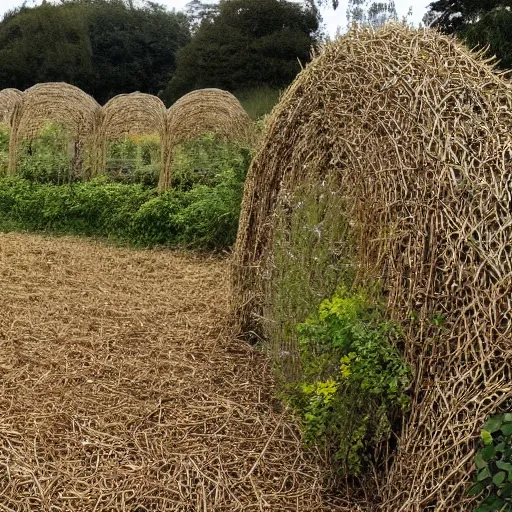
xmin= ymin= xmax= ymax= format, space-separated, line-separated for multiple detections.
xmin=468 ymin=413 xmax=512 ymax=512
xmin=17 ymin=123 xmax=75 ymax=184
xmin=0 ymin=160 xmax=246 ymax=249
xmin=106 ymin=134 xmax=161 ymax=187
xmin=286 ymin=287 xmax=412 ymax=477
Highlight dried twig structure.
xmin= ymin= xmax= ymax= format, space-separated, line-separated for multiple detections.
xmin=98 ymin=92 xmax=166 ymax=174
xmin=233 ymin=25 xmax=512 ymax=511
xmin=158 ymin=88 xmax=252 ymax=191
xmin=8 ymin=82 xmax=101 ymax=176
xmin=0 ymin=88 xmax=22 ymax=126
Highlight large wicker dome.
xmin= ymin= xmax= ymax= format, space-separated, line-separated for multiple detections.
xmin=158 ymin=88 xmax=252 ymax=190
xmin=233 ymin=25 xmax=512 ymax=511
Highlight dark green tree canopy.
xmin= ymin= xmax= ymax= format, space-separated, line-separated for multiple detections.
xmin=0 ymin=0 xmax=190 ymax=105
xmin=426 ymin=0 xmax=511 ymax=32
xmin=425 ymin=0 xmax=512 ymax=71
xmin=165 ymin=0 xmax=319 ymax=103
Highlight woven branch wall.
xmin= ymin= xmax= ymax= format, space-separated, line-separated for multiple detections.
xmin=2 ymin=85 xmax=252 ymax=185
xmin=8 ymin=83 xmax=101 ymax=177
xmin=158 ymin=88 xmax=253 ymax=191
xmin=99 ymin=92 xmax=167 ymax=176
xmin=232 ymin=26 xmax=512 ymax=511
xmin=0 ymin=89 xmax=22 ymax=126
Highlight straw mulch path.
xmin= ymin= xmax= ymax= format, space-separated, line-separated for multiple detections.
xmin=0 ymin=233 xmax=342 ymax=512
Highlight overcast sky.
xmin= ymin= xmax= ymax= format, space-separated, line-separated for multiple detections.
xmin=1 ymin=0 xmax=430 ymax=34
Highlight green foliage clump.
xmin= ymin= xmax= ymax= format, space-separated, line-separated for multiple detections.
xmin=287 ymin=288 xmax=412 ymax=477
xmin=0 ymin=135 xmax=250 ymax=249
xmin=17 ymin=124 xmax=74 ymax=184
xmin=132 ymin=164 xmax=247 ymax=248
xmin=469 ymin=413 xmax=512 ymax=512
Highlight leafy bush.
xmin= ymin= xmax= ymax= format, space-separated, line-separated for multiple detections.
xmin=469 ymin=413 xmax=512 ymax=511
xmin=17 ymin=123 xmax=75 ymax=184
xmin=286 ymin=287 xmax=412 ymax=477
xmin=106 ymin=134 xmax=161 ymax=187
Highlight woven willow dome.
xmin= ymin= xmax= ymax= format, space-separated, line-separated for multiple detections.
xmin=0 ymin=88 xmax=22 ymax=126
xmin=99 ymin=92 xmax=167 ymax=172
xmin=9 ymin=82 xmax=101 ymax=176
xmin=158 ymin=88 xmax=252 ymax=190
xmin=233 ymin=26 xmax=512 ymax=511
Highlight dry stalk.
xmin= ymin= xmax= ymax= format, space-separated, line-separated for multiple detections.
xmin=0 ymin=233 xmax=353 ymax=511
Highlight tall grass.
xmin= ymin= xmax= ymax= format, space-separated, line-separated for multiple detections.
xmin=235 ymin=86 xmax=281 ymax=120
xmin=0 ymin=124 xmax=9 ymax=176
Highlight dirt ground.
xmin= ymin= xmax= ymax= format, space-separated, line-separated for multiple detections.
xmin=0 ymin=233 xmax=343 ymax=512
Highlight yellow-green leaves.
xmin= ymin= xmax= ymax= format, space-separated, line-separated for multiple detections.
xmin=293 ymin=287 xmax=411 ymax=477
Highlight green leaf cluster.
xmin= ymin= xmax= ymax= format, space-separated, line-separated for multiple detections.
xmin=0 ymin=135 xmax=250 ymax=250
xmin=468 ymin=413 xmax=512 ymax=512
xmin=288 ymin=287 xmax=412 ymax=477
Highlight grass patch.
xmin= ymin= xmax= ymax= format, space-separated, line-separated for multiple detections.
xmin=236 ymin=86 xmax=281 ymax=120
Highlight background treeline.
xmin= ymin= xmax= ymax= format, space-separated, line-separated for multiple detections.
xmin=0 ymin=0 xmax=510 ymax=109
xmin=0 ymin=0 xmax=191 ymax=105
xmin=0 ymin=0 xmax=319 ymax=106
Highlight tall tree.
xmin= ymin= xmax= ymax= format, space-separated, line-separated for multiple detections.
xmin=425 ymin=0 xmax=512 ymax=70
xmin=346 ymin=0 xmax=398 ymax=28
xmin=463 ymin=7 xmax=512 ymax=69
xmin=0 ymin=0 xmax=191 ymax=104
xmin=185 ymin=0 xmax=218 ymax=31
xmin=0 ymin=2 xmax=93 ymax=91
xmin=164 ymin=0 xmax=319 ymax=103
xmin=425 ymin=0 xmax=510 ymax=33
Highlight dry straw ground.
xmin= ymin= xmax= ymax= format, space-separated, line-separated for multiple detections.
xmin=233 ymin=26 xmax=512 ymax=511
xmin=0 ymin=233 xmax=348 ymax=511
xmin=158 ymin=89 xmax=253 ymax=191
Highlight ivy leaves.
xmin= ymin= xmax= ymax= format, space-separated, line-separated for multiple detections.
xmin=469 ymin=413 xmax=512 ymax=512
